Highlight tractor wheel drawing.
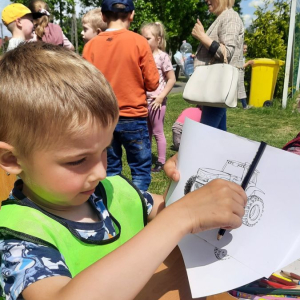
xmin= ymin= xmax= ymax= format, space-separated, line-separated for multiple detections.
xmin=214 ymin=247 xmax=229 ymax=260
xmin=184 ymin=175 xmax=197 ymax=195
xmin=242 ymin=195 xmax=264 ymax=227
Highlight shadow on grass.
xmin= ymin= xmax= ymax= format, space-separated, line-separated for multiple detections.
xmin=177 ymin=76 xmax=189 ymax=83
xmin=151 ymin=153 xmax=158 ymax=164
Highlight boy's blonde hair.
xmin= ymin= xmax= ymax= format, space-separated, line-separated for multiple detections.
xmin=141 ymin=22 xmax=167 ymax=52
xmin=0 ymin=42 xmax=119 ymax=158
xmin=82 ymin=8 xmax=107 ymax=32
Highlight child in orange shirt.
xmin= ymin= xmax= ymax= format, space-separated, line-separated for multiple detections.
xmin=83 ymin=0 xmax=159 ymax=192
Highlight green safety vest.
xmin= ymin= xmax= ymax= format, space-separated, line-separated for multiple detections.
xmin=0 ymin=175 xmax=147 ymax=277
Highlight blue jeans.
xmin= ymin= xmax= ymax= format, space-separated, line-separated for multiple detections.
xmin=200 ymin=106 xmax=227 ymax=131
xmin=107 ymin=117 xmax=152 ymax=191
xmin=239 ymin=98 xmax=247 ymax=108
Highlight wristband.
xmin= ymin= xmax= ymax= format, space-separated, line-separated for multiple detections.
xmin=208 ymin=40 xmax=220 ymax=55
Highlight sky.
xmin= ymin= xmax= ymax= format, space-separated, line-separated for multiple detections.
xmin=0 ymin=0 xmax=262 ymax=38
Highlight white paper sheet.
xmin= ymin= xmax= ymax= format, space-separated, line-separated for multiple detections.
xmin=179 ymin=234 xmax=263 ymax=298
xmin=166 ymin=119 xmax=300 ymax=298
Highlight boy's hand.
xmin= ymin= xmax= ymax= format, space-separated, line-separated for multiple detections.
xmin=177 ymin=179 xmax=247 ymax=234
xmin=163 ymin=153 xmax=180 ymax=182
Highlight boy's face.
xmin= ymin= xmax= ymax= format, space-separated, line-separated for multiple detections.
xmin=18 ymin=120 xmax=115 ymax=210
xmin=19 ymin=14 xmax=34 ymax=40
xmin=81 ymin=23 xmax=98 ymax=43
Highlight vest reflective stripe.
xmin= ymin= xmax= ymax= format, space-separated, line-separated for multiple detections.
xmin=0 ymin=175 xmax=147 ymax=276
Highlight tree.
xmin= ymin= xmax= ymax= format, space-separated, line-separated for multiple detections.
xmin=12 ymin=0 xmax=243 ymax=56
xmin=245 ymin=0 xmax=290 ymax=99
xmin=292 ymin=13 xmax=300 ymax=91
xmin=80 ymin=0 xmax=242 ymax=57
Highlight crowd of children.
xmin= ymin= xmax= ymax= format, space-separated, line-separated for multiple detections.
xmin=2 ymin=1 xmax=74 ymax=52
xmin=0 ymin=0 xmax=187 ymax=180
xmin=28 ymin=0 xmax=74 ymax=49
xmin=0 ymin=37 xmax=247 ymax=300
xmin=0 ymin=1 xmax=248 ymax=299
xmin=1 ymin=0 xmax=298 ymax=299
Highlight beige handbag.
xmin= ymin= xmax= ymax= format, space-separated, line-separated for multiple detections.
xmin=183 ymin=45 xmax=238 ymax=108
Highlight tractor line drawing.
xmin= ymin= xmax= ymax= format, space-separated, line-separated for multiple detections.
xmin=184 ymin=160 xmax=265 ymax=227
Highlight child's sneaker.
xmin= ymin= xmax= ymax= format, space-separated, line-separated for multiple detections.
xmin=151 ymin=162 xmax=164 ymax=173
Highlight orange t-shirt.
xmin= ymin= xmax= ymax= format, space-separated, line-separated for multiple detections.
xmin=83 ymin=29 xmax=159 ymax=118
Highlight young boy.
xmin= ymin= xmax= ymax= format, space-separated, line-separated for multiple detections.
xmin=83 ymin=0 xmax=159 ymax=192
xmin=1 ymin=3 xmax=34 ymax=52
xmin=0 ymin=42 xmax=246 ymax=300
xmin=81 ymin=8 xmax=107 ymax=43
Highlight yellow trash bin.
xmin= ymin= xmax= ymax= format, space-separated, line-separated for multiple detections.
xmin=249 ymin=58 xmax=285 ymax=107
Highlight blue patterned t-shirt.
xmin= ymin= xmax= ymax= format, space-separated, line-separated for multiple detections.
xmin=0 ymin=180 xmax=153 ymax=300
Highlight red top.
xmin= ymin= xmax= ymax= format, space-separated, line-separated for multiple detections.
xmin=83 ymin=29 xmax=159 ymax=117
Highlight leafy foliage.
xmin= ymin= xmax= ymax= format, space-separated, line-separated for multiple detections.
xmin=78 ymin=0 xmax=241 ymax=57
xmin=11 ymin=0 xmax=243 ymax=56
xmin=245 ymin=0 xmax=290 ymax=99
xmin=292 ymin=13 xmax=300 ymax=91
xmin=132 ymin=0 xmax=242 ymax=57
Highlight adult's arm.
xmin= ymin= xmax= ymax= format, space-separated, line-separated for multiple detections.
xmin=192 ymin=19 xmax=213 ymax=50
xmin=244 ymin=60 xmax=254 ymax=68
xmin=215 ymin=13 xmax=243 ymax=63
xmin=192 ymin=13 xmax=243 ymax=63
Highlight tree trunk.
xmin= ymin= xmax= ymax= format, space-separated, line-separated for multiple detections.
xmin=59 ymin=0 xmax=63 ymax=27
xmin=72 ymin=4 xmax=78 ymax=53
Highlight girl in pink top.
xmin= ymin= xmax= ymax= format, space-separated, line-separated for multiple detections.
xmin=141 ymin=22 xmax=176 ymax=172
xmin=29 ymin=0 xmax=74 ymax=50
xmin=172 ymin=107 xmax=202 ymax=151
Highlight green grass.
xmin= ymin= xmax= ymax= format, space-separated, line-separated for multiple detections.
xmin=122 ymin=91 xmax=300 ymax=195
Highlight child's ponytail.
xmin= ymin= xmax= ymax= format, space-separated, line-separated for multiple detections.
xmin=28 ymin=0 xmax=50 ymax=40
xmin=154 ymin=22 xmax=166 ymax=52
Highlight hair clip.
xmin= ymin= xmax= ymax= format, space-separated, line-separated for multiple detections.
xmin=38 ymin=8 xmax=50 ymax=16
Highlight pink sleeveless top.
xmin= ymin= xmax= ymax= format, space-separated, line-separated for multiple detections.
xmin=176 ymin=107 xmax=202 ymax=124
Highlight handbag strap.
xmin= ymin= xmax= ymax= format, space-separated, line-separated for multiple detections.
xmin=221 ymin=44 xmax=228 ymax=64
xmin=208 ymin=43 xmax=227 ymax=65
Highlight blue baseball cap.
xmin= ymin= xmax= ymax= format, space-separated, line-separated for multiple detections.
xmin=101 ymin=0 xmax=135 ymax=12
